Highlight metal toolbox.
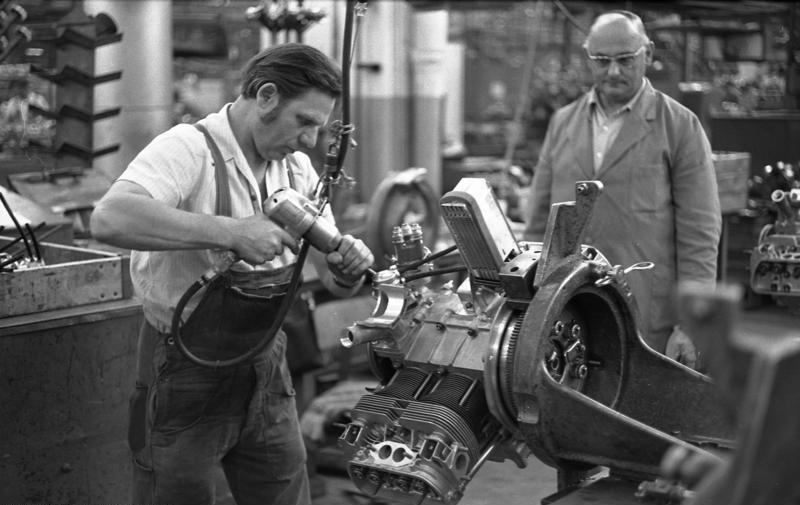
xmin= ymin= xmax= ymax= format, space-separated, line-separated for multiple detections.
xmin=0 ymin=238 xmax=130 ymax=317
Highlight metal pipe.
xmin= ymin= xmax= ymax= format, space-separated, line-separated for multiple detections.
xmin=340 ymin=325 xmax=387 ymax=348
xmin=458 ymin=432 xmax=506 ymax=491
xmin=772 ymin=190 xmax=794 ymax=220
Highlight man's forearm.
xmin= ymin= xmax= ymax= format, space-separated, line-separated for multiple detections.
xmin=91 ymin=192 xmax=233 ymax=251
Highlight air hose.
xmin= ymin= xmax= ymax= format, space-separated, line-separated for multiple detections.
xmin=172 ymin=1 xmax=366 ymax=368
xmin=171 ymin=241 xmax=311 ymax=368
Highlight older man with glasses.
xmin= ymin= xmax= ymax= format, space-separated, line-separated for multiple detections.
xmin=523 ymin=10 xmax=721 ymax=369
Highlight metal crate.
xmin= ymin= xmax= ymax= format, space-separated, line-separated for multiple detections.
xmin=0 ymin=238 xmax=129 ymax=317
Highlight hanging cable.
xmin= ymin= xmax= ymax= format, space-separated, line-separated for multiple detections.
xmin=502 ymin=0 xmax=545 ymax=172
xmin=175 ymin=1 xmax=368 ymax=368
xmin=317 ymin=0 xmax=367 ymax=202
xmin=172 ymin=242 xmax=311 ymax=368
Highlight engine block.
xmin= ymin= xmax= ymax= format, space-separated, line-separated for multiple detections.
xmin=751 ymin=189 xmax=800 ymax=312
xmin=338 ymin=179 xmax=733 ymax=505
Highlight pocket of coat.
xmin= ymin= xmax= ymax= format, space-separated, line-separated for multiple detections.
xmin=630 ymin=165 xmax=670 ymax=212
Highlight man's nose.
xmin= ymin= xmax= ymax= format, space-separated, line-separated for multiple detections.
xmin=607 ymin=60 xmax=622 ymax=75
xmin=300 ymin=127 xmax=319 ymax=149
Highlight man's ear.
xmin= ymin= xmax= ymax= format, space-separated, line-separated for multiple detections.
xmin=256 ymin=82 xmax=280 ymax=111
xmin=645 ymin=40 xmax=655 ymax=65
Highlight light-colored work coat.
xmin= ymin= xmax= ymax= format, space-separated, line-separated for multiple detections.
xmin=523 ymin=81 xmax=721 ymax=351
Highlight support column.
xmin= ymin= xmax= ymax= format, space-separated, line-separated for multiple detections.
xmin=347 ymin=0 xmax=412 ymax=202
xmin=410 ymin=9 xmax=448 ymax=196
xmin=84 ymin=0 xmax=173 ymax=180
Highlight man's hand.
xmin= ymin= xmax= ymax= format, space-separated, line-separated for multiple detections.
xmin=326 ymin=234 xmax=374 ymax=284
xmin=660 ymin=444 xmax=723 ymax=489
xmin=227 ymin=214 xmax=298 ymax=265
xmin=665 ymin=325 xmax=698 ymax=370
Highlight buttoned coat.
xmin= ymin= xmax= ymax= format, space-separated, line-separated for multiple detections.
xmin=523 ymin=81 xmax=721 ymax=351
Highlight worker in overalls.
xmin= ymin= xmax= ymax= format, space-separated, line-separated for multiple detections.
xmin=90 ymin=43 xmax=374 ymax=505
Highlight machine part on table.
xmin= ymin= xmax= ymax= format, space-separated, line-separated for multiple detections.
xmin=750 ymin=188 xmax=800 ymax=313
xmin=338 ymin=178 xmax=733 ymax=505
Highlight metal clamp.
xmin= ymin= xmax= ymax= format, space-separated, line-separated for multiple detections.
xmin=595 ymin=261 xmax=654 ymax=287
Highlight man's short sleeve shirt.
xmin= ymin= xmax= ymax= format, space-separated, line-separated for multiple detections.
xmin=118 ymin=104 xmax=322 ymax=331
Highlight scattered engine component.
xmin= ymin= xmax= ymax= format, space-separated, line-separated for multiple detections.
xmin=750 ymin=188 xmax=800 ymax=313
xmin=746 ymin=161 xmax=799 ymax=215
xmin=337 ymin=178 xmax=733 ymax=505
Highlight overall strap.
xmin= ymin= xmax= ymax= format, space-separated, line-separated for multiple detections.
xmin=285 ymin=153 xmax=298 ymax=190
xmin=194 ymin=123 xmax=232 ymax=217
xmin=136 ymin=125 xmax=232 ymax=389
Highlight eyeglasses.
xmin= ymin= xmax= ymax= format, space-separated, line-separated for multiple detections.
xmin=585 ymin=45 xmax=646 ymax=69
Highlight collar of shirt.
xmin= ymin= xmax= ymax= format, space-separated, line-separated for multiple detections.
xmin=588 ymin=78 xmax=648 ymax=174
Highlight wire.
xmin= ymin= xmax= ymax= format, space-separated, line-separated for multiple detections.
xmin=0 ymin=221 xmax=44 ymax=255
xmin=333 ymin=0 xmax=356 ymax=181
xmin=24 ymin=222 xmax=41 ymax=261
xmin=0 ymin=191 xmax=32 ymax=259
xmin=403 ymin=264 xmax=468 ymax=282
xmin=172 ymin=0 xmax=370 ymax=368
xmin=398 ymin=244 xmax=459 ymax=273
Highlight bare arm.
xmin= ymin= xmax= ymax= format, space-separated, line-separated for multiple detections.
xmin=91 ymin=180 xmax=298 ymax=264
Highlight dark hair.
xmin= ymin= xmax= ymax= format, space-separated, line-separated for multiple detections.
xmin=240 ymin=43 xmax=342 ymax=100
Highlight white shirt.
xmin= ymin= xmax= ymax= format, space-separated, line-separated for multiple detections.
xmin=588 ymin=77 xmax=648 ymax=174
xmin=118 ymin=104 xmax=326 ymax=332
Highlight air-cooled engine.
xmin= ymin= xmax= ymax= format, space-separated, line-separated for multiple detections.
xmin=338 ymin=179 xmax=733 ymax=505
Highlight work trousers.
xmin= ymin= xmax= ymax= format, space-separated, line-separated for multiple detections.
xmin=131 ymin=324 xmax=310 ymax=505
